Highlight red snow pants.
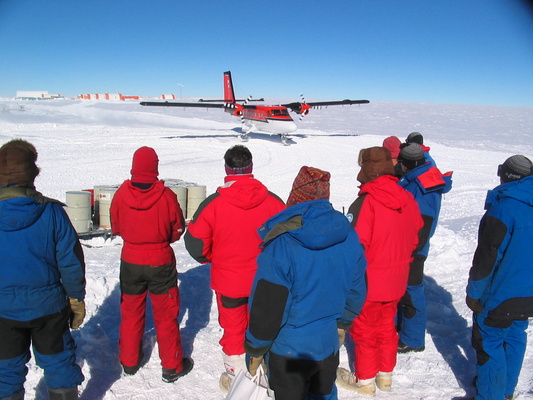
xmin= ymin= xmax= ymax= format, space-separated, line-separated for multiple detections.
xmin=349 ymin=299 xmax=400 ymax=380
xmin=119 ymin=260 xmax=184 ymax=371
xmin=216 ymin=293 xmax=249 ymax=356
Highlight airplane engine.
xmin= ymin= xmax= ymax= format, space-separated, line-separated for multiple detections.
xmin=233 ymin=104 xmax=243 ymax=116
xmin=300 ymin=103 xmax=311 ymax=115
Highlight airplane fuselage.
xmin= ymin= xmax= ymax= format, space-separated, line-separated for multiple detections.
xmin=227 ymin=105 xmax=297 ymax=134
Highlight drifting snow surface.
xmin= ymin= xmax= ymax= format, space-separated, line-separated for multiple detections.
xmin=1 ymin=98 xmax=533 ymax=400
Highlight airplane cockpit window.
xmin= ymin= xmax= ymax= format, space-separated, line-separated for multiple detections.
xmin=270 ymin=109 xmax=290 ymax=116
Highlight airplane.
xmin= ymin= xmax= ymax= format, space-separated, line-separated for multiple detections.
xmin=140 ymin=71 xmax=369 ymax=144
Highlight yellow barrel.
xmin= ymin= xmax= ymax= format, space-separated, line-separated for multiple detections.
xmin=163 ymin=178 xmax=185 ymax=186
xmin=93 ymin=185 xmax=118 ymax=227
xmin=65 ymin=191 xmax=92 ymax=234
xmin=186 ymin=185 xmax=206 ymax=219
xmin=167 ymin=185 xmax=188 ymax=216
xmin=98 ymin=187 xmax=118 ymax=228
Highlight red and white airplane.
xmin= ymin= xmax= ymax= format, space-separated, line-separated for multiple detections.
xmin=140 ymin=71 xmax=369 ymax=144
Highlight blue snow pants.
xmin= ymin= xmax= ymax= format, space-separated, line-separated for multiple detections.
xmin=398 ymin=283 xmax=427 ymax=348
xmin=0 ymin=307 xmax=84 ymax=398
xmin=472 ymin=313 xmax=528 ymax=400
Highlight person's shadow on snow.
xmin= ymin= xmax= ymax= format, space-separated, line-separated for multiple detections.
xmin=33 ymin=282 xmax=137 ymax=400
xmin=340 ymin=275 xmax=476 ymax=398
xmin=424 ymin=275 xmax=476 ymax=394
xmin=33 ymin=264 xmax=212 ymax=400
xmin=75 ymin=283 xmax=125 ymax=400
xmin=177 ymin=263 xmax=213 ymax=357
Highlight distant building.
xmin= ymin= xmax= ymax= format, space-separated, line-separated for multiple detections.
xmin=16 ymin=91 xmax=62 ymax=100
xmin=77 ymin=93 xmax=140 ymax=100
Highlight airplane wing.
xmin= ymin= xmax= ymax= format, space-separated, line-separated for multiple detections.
xmin=139 ymin=100 xmax=264 ymax=110
xmin=282 ymin=99 xmax=370 ymax=114
xmin=198 ymin=98 xmax=264 ymax=103
xmin=140 ymin=101 xmax=227 ymax=109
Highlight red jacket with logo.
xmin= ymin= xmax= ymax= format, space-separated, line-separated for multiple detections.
xmin=347 ymin=175 xmax=423 ymax=302
xmin=110 ymin=180 xmax=185 ymax=266
xmin=184 ymin=174 xmax=285 ymax=298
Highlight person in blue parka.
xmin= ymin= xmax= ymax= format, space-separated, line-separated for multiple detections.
xmin=465 ymin=155 xmax=533 ymax=400
xmin=0 ymin=139 xmax=86 ymax=400
xmin=395 ymin=143 xmax=452 ymax=353
xmin=244 ymin=166 xmax=367 ymax=400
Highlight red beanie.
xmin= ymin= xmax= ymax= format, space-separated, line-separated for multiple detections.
xmin=286 ymin=166 xmax=330 ymax=207
xmin=131 ymin=146 xmax=159 ymax=183
xmin=382 ymin=136 xmax=401 ymax=159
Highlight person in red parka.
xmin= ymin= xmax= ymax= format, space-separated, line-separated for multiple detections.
xmin=184 ymin=145 xmax=285 ymax=393
xmin=337 ymin=146 xmax=423 ymax=395
xmin=110 ymin=146 xmax=193 ymax=383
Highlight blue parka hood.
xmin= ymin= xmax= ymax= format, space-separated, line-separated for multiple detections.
xmin=0 ymin=196 xmax=47 ymax=231
xmin=485 ymin=175 xmax=533 ymax=211
xmin=258 ymin=199 xmax=351 ymax=250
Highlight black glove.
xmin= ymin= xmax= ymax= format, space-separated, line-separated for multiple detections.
xmin=466 ymin=296 xmax=483 ymax=314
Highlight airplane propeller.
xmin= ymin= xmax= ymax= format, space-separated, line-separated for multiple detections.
xmin=238 ymin=96 xmax=253 ymax=142
xmin=298 ymin=94 xmax=311 ymax=120
xmin=240 ymin=96 xmax=252 ymax=123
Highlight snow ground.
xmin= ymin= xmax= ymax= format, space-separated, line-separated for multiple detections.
xmin=1 ymin=98 xmax=533 ymax=400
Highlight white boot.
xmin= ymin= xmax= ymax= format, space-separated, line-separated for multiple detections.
xmin=336 ymin=367 xmax=376 ymax=396
xmin=376 ymin=371 xmax=392 ymax=391
xmin=219 ymin=353 xmax=245 ymax=394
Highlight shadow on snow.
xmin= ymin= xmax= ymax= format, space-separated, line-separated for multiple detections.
xmin=341 ymin=275 xmax=476 ymax=397
xmin=33 ymin=264 xmax=212 ymax=400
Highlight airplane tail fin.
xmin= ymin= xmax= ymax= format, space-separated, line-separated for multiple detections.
xmin=224 ymin=71 xmax=236 ymax=104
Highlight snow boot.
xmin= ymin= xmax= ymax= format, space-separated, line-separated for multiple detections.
xmin=336 ymin=367 xmax=376 ymax=396
xmin=219 ymin=372 xmax=233 ymax=394
xmin=219 ymin=353 xmax=246 ymax=394
xmin=397 ymin=341 xmax=425 ymax=353
xmin=162 ymin=357 xmax=194 ymax=383
xmin=122 ymin=345 xmax=144 ymax=376
xmin=47 ymin=387 xmax=78 ymax=400
xmin=375 ymin=372 xmax=392 ymax=391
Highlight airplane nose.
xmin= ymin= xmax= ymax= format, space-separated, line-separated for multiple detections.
xmin=286 ymin=121 xmax=297 ymax=133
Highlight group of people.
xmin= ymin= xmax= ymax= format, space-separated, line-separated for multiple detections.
xmin=0 ymin=134 xmax=532 ymax=400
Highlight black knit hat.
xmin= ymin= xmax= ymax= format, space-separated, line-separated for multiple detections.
xmin=406 ymin=132 xmax=423 ymax=144
xmin=398 ymin=143 xmax=425 ymax=170
xmin=498 ymin=155 xmax=533 ymax=183
xmin=224 ymin=145 xmax=253 ymax=175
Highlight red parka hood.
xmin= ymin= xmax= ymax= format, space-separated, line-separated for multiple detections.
xmin=358 ymin=175 xmax=412 ymax=212
xmin=218 ymin=174 xmax=269 ymax=210
xmin=117 ymin=180 xmax=166 ymax=210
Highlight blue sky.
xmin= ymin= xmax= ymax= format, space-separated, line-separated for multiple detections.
xmin=1 ymin=0 xmax=532 ymax=106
